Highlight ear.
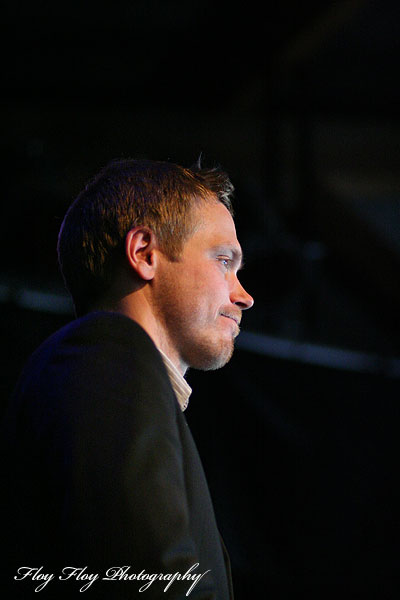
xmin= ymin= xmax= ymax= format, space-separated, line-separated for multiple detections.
xmin=125 ymin=227 xmax=158 ymax=281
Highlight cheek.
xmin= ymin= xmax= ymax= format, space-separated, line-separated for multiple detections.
xmin=198 ymin=279 xmax=228 ymax=320
xmin=170 ymin=264 xmax=228 ymax=318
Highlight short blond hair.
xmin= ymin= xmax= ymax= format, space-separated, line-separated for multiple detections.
xmin=57 ymin=158 xmax=234 ymax=316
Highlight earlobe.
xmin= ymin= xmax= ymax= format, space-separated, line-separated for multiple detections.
xmin=125 ymin=227 xmax=157 ymax=281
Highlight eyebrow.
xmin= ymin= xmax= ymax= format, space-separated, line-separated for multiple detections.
xmin=212 ymin=245 xmax=245 ymax=271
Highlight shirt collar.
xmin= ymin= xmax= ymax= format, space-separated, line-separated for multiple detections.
xmin=158 ymin=349 xmax=192 ymax=412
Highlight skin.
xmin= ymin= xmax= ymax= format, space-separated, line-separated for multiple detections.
xmin=116 ymin=200 xmax=254 ymax=375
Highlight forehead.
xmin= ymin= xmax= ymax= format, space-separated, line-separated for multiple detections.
xmin=193 ymin=200 xmax=238 ymax=240
xmin=185 ymin=200 xmax=243 ymax=257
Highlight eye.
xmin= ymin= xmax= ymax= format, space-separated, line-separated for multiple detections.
xmin=217 ymin=257 xmax=232 ymax=269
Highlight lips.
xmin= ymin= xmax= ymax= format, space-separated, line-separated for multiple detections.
xmin=220 ymin=312 xmax=241 ymax=326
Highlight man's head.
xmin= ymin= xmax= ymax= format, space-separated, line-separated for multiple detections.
xmin=58 ymin=158 xmax=253 ymax=372
xmin=58 ymin=158 xmax=233 ymax=317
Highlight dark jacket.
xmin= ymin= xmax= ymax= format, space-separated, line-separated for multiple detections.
xmin=2 ymin=311 xmax=233 ymax=599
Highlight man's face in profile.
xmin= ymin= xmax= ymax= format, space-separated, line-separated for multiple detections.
xmin=153 ymin=200 xmax=254 ymax=373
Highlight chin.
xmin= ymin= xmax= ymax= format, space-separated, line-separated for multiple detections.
xmin=185 ymin=337 xmax=235 ymax=371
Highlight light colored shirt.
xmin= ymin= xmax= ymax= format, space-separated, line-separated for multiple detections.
xmin=158 ymin=349 xmax=192 ymax=412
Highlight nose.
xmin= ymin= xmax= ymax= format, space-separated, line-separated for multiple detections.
xmin=230 ymin=277 xmax=254 ymax=310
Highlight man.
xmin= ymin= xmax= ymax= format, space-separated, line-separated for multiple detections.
xmin=2 ymin=159 xmax=253 ymax=598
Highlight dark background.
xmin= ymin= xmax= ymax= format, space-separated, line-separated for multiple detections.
xmin=1 ymin=0 xmax=400 ymax=597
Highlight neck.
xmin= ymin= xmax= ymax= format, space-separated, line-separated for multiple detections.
xmin=114 ymin=290 xmax=187 ymax=376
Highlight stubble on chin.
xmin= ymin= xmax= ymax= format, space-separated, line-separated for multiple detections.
xmin=182 ymin=333 xmax=236 ymax=371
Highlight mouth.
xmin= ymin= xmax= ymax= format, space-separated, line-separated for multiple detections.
xmin=220 ymin=312 xmax=241 ymax=326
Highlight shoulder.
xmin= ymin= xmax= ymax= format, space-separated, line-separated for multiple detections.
xmin=12 ymin=311 xmax=172 ymax=410
xmin=43 ymin=310 xmax=158 ymax=354
xmin=26 ymin=310 xmax=162 ymax=368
